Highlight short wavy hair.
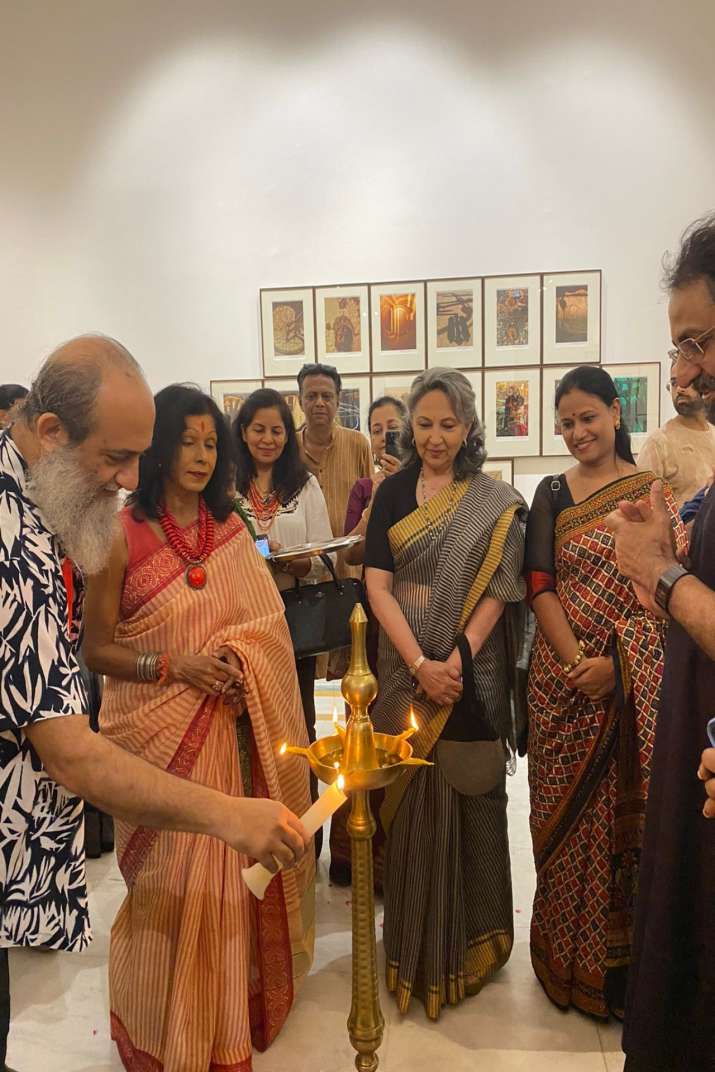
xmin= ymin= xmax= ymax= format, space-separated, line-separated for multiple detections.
xmin=400 ymin=367 xmax=486 ymax=479
xmin=663 ymin=213 xmax=715 ymax=301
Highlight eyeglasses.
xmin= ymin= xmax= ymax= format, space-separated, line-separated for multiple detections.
xmin=668 ymin=326 xmax=715 ymax=365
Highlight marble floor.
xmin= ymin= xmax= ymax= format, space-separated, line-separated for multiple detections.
xmin=5 ymin=695 xmax=626 ymax=1071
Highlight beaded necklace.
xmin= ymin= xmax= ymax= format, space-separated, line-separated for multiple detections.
xmin=158 ymin=497 xmax=215 ymax=589
xmin=248 ymin=479 xmax=280 ymax=527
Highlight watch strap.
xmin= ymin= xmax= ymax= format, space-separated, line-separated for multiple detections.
xmin=654 ymin=564 xmax=689 ymax=612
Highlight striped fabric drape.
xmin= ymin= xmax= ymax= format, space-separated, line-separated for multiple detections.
xmin=100 ymin=511 xmax=314 ymax=1072
xmin=371 ymin=473 xmax=527 ymax=1019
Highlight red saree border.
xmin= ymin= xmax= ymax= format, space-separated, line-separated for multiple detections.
xmin=119 ymin=696 xmax=218 ymax=887
xmin=248 ymin=745 xmax=294 ymax=1052
xmin=121 ymin=513 xmax=243 ymax=620
xmin=111 ymin=1012 xmax=253 ymax=1072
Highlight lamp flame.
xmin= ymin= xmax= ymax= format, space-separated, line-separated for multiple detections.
xmin=334 ymin=761 xmax=340 ymax=770
xmin=279 ymin=741 xmax=287 ymax=756
xmin=332 ymin=707 xmax=339 ymax=725
xmin=409 ymin=707 xmax=419 ymax=732
xmin=337 ymin=774 xmax=345 ymax=792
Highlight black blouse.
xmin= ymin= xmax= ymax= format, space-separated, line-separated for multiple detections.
xmin=524 ymin=474 xmax=575 ymax=578
xmin=364 ymin=464 xmax=421 ymax=573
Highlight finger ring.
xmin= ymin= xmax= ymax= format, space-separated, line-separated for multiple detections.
xmin=213 ymin=679 xmax=222 ymax=692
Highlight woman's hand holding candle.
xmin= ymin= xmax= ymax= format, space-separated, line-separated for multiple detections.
xmin=242 ymin=776 xmax=348 ymax=900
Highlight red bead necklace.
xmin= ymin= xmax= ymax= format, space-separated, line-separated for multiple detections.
xmin=158 ymin=497 xmax=215 ymax=589
xmin=248 ymin=479 xmax=280 ymax=527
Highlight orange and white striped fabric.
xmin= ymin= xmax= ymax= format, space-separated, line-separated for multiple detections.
xmin=100 ymin=509 xmax=314 ymax=1072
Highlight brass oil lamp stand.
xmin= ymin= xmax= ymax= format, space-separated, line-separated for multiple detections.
xmin=285 ymin=604 xmax=429 ymax=1071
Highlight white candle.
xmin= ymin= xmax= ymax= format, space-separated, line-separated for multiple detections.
xmin=242 ymin=778 xmax=348 ymax=900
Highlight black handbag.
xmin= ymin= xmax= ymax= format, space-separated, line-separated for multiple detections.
xmin=281 ymin=554 xmax=364 ymax=658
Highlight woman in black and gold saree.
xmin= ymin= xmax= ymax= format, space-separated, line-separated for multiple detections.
xmin=365 ymin=368 xmax=527 ymax=1021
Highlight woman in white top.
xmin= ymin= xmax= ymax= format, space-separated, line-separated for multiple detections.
xmin=233 ymin=388 xmax=333 ymax=853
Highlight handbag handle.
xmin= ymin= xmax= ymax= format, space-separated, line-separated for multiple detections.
xmin=319 ymin=552 xmax=344 ymax=593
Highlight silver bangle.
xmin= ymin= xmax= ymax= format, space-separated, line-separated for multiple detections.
xmin=136 ymin=652 xmax=160 ymax=682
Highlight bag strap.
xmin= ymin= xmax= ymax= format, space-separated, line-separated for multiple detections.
xmin=319 ymin=553 xmax=344 ymax=592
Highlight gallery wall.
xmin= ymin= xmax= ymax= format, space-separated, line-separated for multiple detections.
xmin=1 ymin=0 xmax=714 ymax=501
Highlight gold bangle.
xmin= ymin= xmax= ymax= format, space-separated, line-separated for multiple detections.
xmin=562 ymin=640 xmax=585 ymax=674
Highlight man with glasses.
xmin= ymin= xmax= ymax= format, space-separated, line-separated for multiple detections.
xmin=607 ymin=216 xmax=715 ymax=1072
xmin=638 ymin=362 xmax=715 ymax=506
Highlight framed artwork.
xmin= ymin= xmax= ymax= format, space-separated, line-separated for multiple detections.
xmin=265 ymin=376 xmax=371 ymax=436
xmin=426 ymin=278 xmax=483 ymax=368
xmin=484 ymin=367 xmax=541 ymax=458
xmin=260 ymin=287 xmax=315 ymax=377
xmin=540 ymin=366 xmax=579 ymax=456
xmin=371 ymin=371 xmax=483 ymax=421
xmin=370 ymin=282 xmax=426 ymax=372
xmin=483 ymin=458 xmax=514 ymax=485
xmin=483 ymin=275 xmax=542 ymax=367
xmin=315 ymin=284 xmax=370 ymax=373
xmin=210 ymin=379 xmax=263 ymax=419
xmin=602 ymin=362 xmax=661 ymax=453
xmin=542 ymin=270 xmax=601 ymax=364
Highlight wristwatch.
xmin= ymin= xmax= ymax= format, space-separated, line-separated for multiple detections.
xmin=654 ymin=564 xmax=690 ymax=613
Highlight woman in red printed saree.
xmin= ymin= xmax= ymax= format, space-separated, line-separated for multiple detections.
xmin=525 ymin=368 xmax=686 ymax=1019
xmin=84 ymin=385 xmax=314 ymax=1072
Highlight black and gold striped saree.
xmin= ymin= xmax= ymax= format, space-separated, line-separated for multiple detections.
xmin=370 ymin=471 xmax=526 ymax=1020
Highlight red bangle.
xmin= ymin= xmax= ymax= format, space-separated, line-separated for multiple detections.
xmin=157 ymin=652 xmax=170 ymax=685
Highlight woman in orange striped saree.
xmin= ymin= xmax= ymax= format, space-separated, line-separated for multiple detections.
xmin=526 ymin=368 xmax=685 ymax=1020
xmin=84 ymin=385 xmax=314 ymax=1072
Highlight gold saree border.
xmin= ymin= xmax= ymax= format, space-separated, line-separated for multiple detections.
xmin=554 ymin=472 xmax=654 ymax=554
xmin=380 ymin=503 xmax=520 ymax=833
xmin=386 ymin=929 xmax=512 ymax=1020
xmin=387 ymin=480 xmax=469 ymax=559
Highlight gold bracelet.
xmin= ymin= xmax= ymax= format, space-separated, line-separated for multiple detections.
xmin=408 ymin=654 xmax=426 ymax=677
xmin=562 ymin=640 xmax=585 ymax=674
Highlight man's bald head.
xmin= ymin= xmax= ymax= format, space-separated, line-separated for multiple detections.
xmin=21 ymin=334 xmax=147 ymax=442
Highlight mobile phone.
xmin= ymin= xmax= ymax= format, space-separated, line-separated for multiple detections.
xmin=255 ymin=535 xmax=271 ymax=558
xmin=708 ymin=717 xmax=715 ymax=747
xmin=384 ymin=430 xmax=401 ymax=458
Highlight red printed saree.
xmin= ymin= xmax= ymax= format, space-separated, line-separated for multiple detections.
xmin=527 ymin=472 xmax=686 ymax=1018
xmin=100 ymin=508 xmax=314 ymax=1072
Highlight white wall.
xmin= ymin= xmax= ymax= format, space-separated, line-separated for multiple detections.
xmin=2 ymin=0 xmax=714 ymax=498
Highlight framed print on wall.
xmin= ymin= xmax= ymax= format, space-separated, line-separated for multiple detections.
xmin=483 ymin=458 xmax=514 ymax=485
xmin=484 ymin=367 xmax=541 ymax=458
xmin=315 ymin=284 xmax=370 ymax=373
xmin=426 ymin=278 xmax=483 ymax=368
xmin=210 ymin=379 xmax=263 ymax=419
xmin=602 ymin=362 xmax=661 ymax=454
xmin=261 ymin=287 xmax=315 ymax=377
xmin=542 ymin=270 xmax=601 ymax=365
xmin=483 ymin=274 xmax=541 ymax=367
xmin=370 ymin=282 xmax=426 ymax=372
xmin=541 ymin=366 xmax=579 ymax=456
xmin=265 ymin=376 xmax=371 ymax=436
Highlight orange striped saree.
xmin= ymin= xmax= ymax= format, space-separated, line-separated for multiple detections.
xmin=100 ymin=510 xmax=314 ymax=1072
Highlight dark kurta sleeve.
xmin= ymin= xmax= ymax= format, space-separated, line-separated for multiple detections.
xmin=364 ymin=478 xmax=395 ymax=573
xmin=524 ymin=477 xmax=558 ymax=604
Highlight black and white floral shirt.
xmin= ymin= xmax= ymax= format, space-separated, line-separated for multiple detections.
xmin=0 ymin=431 xmax=90 ymax=950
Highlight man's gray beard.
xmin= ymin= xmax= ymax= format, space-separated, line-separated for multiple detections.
xmin=27 ymin=446 xmax=120 ymax=575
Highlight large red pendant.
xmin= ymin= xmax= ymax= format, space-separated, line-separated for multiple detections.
xmin=185 ymin=563 xmax=208 ymax=589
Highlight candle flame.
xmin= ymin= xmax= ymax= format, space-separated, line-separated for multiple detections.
xmin=409 ymin=707 xmax=419 ymax=732
xmin=332 ymin=707 xmax=338 ymax=725
xmin=279 ymin=742 xmax=287 ymax=755
xmin=337 ymin=774 xmax=345 ymax=791
xmin=333 ymin=761 xmax=340 ymax=770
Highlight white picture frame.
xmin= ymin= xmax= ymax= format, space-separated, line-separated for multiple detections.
xmin=602 ymin=362 xmax=661 ymax=454
xmin=210 ymin=379 xmax=263 ymax=419
xmin=264 ymin=376 xmax=371 ymax=437
xmin=370 ymin=281 xmax=426 ymax=372
xmin=315 ymin=284 xmax=370 ymax=373
xmin=261 ymin=287 xmax=315 ymax=377
xmin=371 ymin=371 xmax=483 ymax=421
xmin=484 ymin=367 xmax=541 ymax=458
xmin=542 ymin=270 xmax=601 ymax=365
xmin=540 ymin=366 xmax=579 ymax=456
xmin=483 ymin=274 xmax=542 ymax=367
xmin=426 ymin=278 xmax=483 ymax=368
xmin=483 ymin=458 xmax=514 ymax=485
